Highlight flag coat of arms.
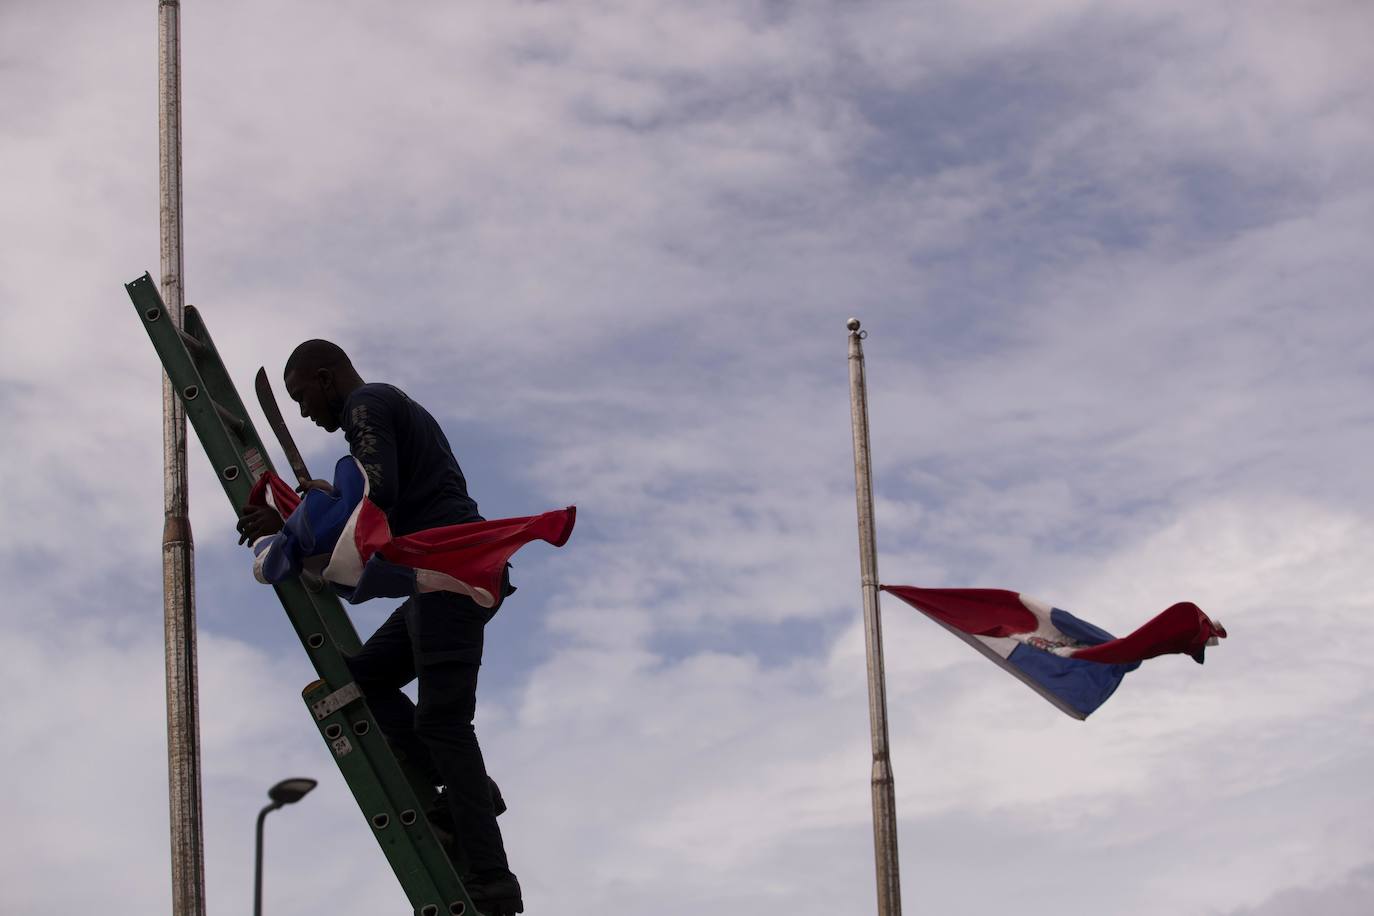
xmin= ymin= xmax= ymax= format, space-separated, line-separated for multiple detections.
xmin=881 ymin=585 xmax=1226 ymax=719
xmin=248 ymin=456 xmax=575 ymax=608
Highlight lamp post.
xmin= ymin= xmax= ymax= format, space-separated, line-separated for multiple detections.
xmin=254 ymin=778 xmax=317 ymax=916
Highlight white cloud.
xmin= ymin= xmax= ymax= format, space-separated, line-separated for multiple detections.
xmin=1223 ymin=862 xmax=1374 ymax=916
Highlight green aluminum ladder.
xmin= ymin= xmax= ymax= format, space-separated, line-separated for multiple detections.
xmin=126 ymin=272 xmax=482 ymax=916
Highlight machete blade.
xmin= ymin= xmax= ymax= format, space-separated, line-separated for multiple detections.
xmin=254 ymin=366 xmax=313 ymax=488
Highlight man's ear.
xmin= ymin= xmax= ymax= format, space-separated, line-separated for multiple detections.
xmin=316 ymin=367 xmax=334 ymax=393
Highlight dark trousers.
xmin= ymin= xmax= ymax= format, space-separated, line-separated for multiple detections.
xmin=345 ymin=590 xmax=510 ymax=877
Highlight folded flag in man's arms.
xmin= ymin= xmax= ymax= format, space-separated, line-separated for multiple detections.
xmin=248 ymin=456 xmax=575 ymax=609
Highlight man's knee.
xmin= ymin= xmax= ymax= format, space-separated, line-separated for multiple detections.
xmin=346 ymin=644 xmax=418 ymax=693
xmin=413 ymin=661 xmax=481 ymax=744
xmin=344 ymin=652 xmax=385 ymax=693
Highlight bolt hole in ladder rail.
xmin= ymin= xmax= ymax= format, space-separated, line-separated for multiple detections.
xmin=127 ymin=273 xmax=489 ymax=916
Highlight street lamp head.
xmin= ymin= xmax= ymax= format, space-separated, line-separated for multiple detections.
xmin=268 ymin=778 xmax=317 ymax=806
xmin=257 ymin=778 xmax=318 ymax=916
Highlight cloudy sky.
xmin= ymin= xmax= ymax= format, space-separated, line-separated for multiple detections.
xmin=2 ymin=1 xmax=1372 ymax=914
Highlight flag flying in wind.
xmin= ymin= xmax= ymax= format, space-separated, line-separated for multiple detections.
xmin=881 ymin=586 xmax=1226 ymax=719
xmin=248 ymin=456 xmax=575 ymax=608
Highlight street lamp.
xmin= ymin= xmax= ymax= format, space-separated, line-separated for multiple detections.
xmin=254 ymin=778 xmax=317 ymax=916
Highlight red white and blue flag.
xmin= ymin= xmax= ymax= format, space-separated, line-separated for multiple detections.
xmin=881 ymin=585 xmax=1226 ymax=719
xmin=248 ymin=456 xmax=575 ymax=609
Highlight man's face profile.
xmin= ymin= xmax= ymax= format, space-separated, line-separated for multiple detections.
xmin=284 ymin=367 xmax=341 ymax=432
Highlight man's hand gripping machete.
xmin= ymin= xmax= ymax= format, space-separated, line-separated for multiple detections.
xmin=237 ymin=368 xmax=330 ymax=546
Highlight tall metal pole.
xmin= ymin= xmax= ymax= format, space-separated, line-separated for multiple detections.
xmin=159 ymin=2 xmax=207 ymax=913
xmin=847 ymin=318 xmax=902 ymax=916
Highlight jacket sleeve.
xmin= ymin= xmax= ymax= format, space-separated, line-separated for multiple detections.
xmin=343 ymin=390 xmax=400 ymax=512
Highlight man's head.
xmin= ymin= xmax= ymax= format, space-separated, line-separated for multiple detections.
xmin=283 ymin=339 xmax=363 ymax=432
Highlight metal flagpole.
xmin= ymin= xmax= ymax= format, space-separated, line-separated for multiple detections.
xmin=847 ymin=318 xmax=902 ymax=916
xmin=158 ymin=1 xmax=207 ymax=913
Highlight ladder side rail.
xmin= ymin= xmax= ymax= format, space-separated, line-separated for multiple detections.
xmin=181 ymin=307 xmax=274 ymax=497
xmin=302 ymin=682 xmax=474 ymax=915
xmin=302 ymin=588 xmax=365 ymax=656
xmin=129 ymin=275 xmax=257 ymax=506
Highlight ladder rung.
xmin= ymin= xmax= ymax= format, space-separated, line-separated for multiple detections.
xmin=178 ymin=327 xmax=208 ymax=359
xmin=211 ymin=397 xmax=247 ymax=438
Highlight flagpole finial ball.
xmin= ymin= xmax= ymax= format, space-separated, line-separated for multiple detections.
xmin=847 ymin=318 xmax=861 ymax=332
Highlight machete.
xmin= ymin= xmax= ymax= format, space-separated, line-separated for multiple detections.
xmin=254 ymin=366 xmax=313 ymax=488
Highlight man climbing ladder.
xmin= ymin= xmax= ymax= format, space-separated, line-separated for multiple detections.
xmin=130 ymin=272 xmax=573 ymax=916
xmin=237 ymin=340 xmax=531 ymax=914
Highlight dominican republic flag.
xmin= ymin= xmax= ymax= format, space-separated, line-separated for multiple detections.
xmin=248 ymin=456 xmax=575 ymax=608
xmin=881 ymin=586 xmax=1226 ymax=720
